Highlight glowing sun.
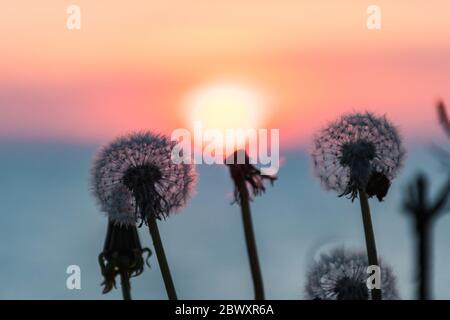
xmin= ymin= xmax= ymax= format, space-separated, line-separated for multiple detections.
xmin=184 ymin=82 xmax=267 ymax=131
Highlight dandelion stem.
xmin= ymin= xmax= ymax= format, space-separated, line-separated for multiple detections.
xmin=120 ymin=272 xmax=132 ymax=300
xmin=147 ymin=215 xmax=178 ymax=300
xmin=235 ymin=174 xmax=265 ymax=300
xmin=358 ymin=188 xmax=382 ymax=300
xmin=418 ymin=223 xmax=431 ymax=300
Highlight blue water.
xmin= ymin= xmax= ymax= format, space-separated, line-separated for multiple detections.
xmin=0 ymin=141 xmax=449 ymax=299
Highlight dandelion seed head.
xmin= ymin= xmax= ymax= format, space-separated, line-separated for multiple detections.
xmin=91 ymin=132 xmax=196 ymax=225
xmin=104 ymin=185 xmax=137 ymax=226
xmin=304 ymin=247 xmax=399 ymax=300
xmin=312 ymin=112 xmax=405 ymax=200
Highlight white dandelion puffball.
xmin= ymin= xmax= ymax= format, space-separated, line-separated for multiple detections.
xmin=305 ymin=247 xmax=399 ymax=300
xmin=312 ymin=112 xmax=405 ymax=200
xmin=91 ymin=132 xmax=196 ymax=225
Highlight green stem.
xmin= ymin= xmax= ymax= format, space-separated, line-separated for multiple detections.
xmin=120 ymin=272 xmax=132 ymax=300
xmin=358 ymin=189 xmax=382 ymax=300
xmin=147 ymin=215 xmax=178 ymax=300
xmin=236 ymin=177 xmax=265 ymax=300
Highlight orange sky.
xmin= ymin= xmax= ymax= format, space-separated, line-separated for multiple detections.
xmin=1 ymin=1 xmax=450 ymax=147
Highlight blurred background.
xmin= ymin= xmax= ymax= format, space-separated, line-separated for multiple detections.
xmin=0 ymin=0 xmax=450 ymax=299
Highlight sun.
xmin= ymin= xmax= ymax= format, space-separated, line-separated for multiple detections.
xmin=184 ymin=82 xmax=267 ymax=131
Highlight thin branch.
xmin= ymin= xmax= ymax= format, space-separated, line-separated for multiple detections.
xmin=437 ymin=100 xmax=450 ymax=137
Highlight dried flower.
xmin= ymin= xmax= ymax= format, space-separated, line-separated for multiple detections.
xmin=91 ymin=132 xmax=196 ymax=225
xmin=226 ymin=150 xmax=276 ymax=204
xmin=225 ymin=150 xmax=277 ymax=300
xmin=312 ymin=112 xmax=405 ymax=201
xmin=98 ymin=221 xmax=151 ymax=297
xmin=305 ymin=247 xmax=399 ymax=300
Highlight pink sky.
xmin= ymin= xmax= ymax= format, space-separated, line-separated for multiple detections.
xmin=1 ymin=1 xmax=450 ymax=147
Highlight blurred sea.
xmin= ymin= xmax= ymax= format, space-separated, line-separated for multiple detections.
xmin=0 ymin=140 xmax=449 ymax=299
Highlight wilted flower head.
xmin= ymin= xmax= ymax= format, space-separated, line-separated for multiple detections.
xmin=312 ymin=112 xmax=405 ymax=200
xmin=226 ymin=150 xmax=276 ymax=203
xmin=98 ymin=221 xmax=151 ymax=294
xmin=92 ymin=132 xmax=196 ymax=225
xmin=305 ymin=247 xmax=399 ymax=300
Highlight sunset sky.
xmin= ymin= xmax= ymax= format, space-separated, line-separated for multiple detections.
xmin=1 ymin=1 xmax=450 ymax=146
